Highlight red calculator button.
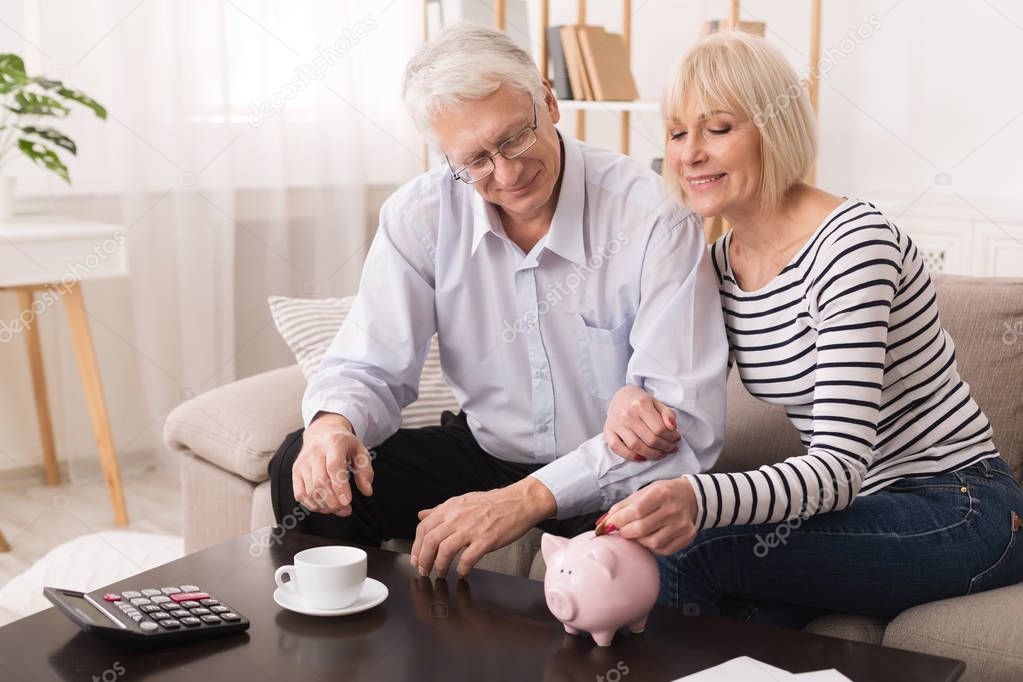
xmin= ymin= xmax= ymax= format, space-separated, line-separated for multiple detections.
xmin=103 ymin=593 xmax=121 ymax=602
xmin=170 ymin=592 xmax=209 ymax=602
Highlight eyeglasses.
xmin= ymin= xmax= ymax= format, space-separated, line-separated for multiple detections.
xmin=446 ymin=104 xmax=538 ymax=185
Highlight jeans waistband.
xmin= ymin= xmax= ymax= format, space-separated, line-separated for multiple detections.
xmin=961 ymin=455 xmax=1017 ymax=483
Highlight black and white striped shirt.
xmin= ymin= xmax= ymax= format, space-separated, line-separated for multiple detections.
xmin=685 ymin=198 xmax=1000 ymax=530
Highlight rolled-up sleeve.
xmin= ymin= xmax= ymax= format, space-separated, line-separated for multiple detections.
xmin=530 ymin=211 xmax=729 ymax=518
xmin=302 ymin=202 xmax=438 ymax=448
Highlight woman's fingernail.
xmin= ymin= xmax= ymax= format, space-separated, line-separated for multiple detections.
xmin=604 ymin=523 xmax=618 ymax=534
xmin=671 ymin=447 xmax=679 ymax=453
xmin=595 ymin=513 xmax=608 ymax=527
xmin=636 ymin=455 xmax=647 ymax=462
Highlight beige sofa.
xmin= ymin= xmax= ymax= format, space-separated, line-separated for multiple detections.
xmin=165 ymin=274 xmax=1023 ymax=680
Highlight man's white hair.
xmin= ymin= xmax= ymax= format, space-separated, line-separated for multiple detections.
xmin=402 ymin=22 xmax=545 ymax=143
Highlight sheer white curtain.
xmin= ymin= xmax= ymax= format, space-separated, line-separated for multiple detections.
xmin=0 ymin=0 xmax=424 ymax=479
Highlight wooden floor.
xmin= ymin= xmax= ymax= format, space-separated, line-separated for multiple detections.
xmin=0 ymin=457 xmax=181 ymax=626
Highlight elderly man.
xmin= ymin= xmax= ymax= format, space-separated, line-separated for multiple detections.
xmin=268 ymin=23 xmax=727 ymax=578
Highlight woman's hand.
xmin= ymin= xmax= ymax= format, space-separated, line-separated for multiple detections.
xmin=600 ymin=477 xmax=699 ymax=556
xmin=604 ymin=385 xmax=681 ymax=461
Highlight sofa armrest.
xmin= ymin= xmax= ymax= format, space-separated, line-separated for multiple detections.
xmin=164 ymin=365 xmax=306 ymax=483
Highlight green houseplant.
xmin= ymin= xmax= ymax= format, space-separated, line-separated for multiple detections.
xmin=0 ymin=53 xmax=107 ymax=218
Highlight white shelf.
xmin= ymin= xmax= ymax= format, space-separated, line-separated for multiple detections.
xmin=0 ymin=215 xmax=130 ymax=287
xmin=558 ymin=99 xmax=660 ymax=113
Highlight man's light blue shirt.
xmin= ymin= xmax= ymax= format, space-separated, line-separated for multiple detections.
xmin=303 ymin=133 xmax=728 ymax=518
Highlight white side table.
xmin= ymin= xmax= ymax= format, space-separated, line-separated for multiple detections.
xmin=0 ymin=216 xmax=131 ymax=550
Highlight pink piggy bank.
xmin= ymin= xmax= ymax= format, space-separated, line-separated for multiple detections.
xmin=541 ymin=531 xmax=660 ymax=647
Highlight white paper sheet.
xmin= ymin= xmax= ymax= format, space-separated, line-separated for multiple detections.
xmin=671 ymin=656 xmax=853 ymax=681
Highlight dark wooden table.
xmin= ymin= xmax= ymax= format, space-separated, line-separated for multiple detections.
xmin=0 ymin=531 xmax=965 ymax=681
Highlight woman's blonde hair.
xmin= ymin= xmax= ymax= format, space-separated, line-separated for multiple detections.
xmin=661 ymin=31 xmax=817 ymax=211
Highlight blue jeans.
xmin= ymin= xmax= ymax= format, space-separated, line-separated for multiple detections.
xmin=657 ymin=456 xmax=1023 ymax=630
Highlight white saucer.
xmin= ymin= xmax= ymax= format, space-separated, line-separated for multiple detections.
xmin=273 ymin=578 xmax=388 ymax=617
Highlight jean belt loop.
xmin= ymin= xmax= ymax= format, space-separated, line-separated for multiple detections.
xmin=979 ymin=457 xmax=993 ymax=478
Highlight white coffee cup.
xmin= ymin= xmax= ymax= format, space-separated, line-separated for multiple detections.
xmin=274 ymin=546 xmax=368 ymax=609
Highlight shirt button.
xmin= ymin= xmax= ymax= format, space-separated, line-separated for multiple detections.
xmin=537 ymin=424 xmax=549 ymax=433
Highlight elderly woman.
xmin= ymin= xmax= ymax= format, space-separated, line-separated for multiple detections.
xmin=599 ymin=31 xmax=1023 ymax=628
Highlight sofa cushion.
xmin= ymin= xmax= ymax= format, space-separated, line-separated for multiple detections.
xmin=165 ymin=365 xmax=306 ymax=483
xmin=802 ymin=613 xmax=888 ymax=645
xmin=931 ymin=276 xmax=1023 ymax=482
xmin=268 ymin=294 xmax=459 ymax=429
xmin=268 ymin=295 xmax=355 ymax=379
xmin=714 ymin=276 xmax=1023 ymax=483
xmin=715 ymin=368 xmax=801 ymax=474
xmin=883 ymin=582 xmax=1023 ymax=682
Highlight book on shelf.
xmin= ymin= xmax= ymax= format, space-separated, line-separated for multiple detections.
xmin=576 ymin=25 xmax=639 ymax=101
xmin=559 ymin=25 xmax=593 ymax=101
xmin=700 ymin=19 xmax=766 ymax=37
xmin=550 ymin=25 xmax=639 ymax=102
xmin=546 ymin=25 xmax=573 ymax=100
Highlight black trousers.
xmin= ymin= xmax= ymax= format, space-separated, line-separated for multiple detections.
xmin=268 ymin=411 xmax=605 ymax=545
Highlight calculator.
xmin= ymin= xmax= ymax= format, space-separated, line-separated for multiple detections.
xmin=43 ymin=583 xmax=249 ymax=644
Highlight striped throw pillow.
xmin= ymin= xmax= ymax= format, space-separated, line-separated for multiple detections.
xmin=267 ymin=295 xmax=459 ymax=429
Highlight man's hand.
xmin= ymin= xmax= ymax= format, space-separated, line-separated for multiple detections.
xmin=601 ymin=477 xmax=699 ymax=556
xmin=410 ymin=477 xmax=557 ymax=578
xmin=292 ymin=412 xmax=375 ymax=516
xmin=604 ymin=384 xmax=681 ymax=461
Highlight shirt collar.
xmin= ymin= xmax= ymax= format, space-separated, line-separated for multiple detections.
xmin=469 ymin=132 xmax=586 ymax=265
xmin=542 ymin=133 xmax=586 ymax=265
xmin=470 ymin=191 xmax=504 ymax=254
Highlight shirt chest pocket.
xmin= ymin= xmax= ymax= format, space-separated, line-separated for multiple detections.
xmin=574 ymin=313 xmax=633 ymax=401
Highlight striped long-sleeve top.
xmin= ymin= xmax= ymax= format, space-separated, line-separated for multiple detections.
xmin=684 ymin=198 xmax=1000 ymax=530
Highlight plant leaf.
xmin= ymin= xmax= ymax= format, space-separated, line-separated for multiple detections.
xmin=56 ymin=87 xmax=107 ymax=119
xmin=0 ymin=53 xmax=29 ymax=94
xmin=0 ymin=54 xmax=27 ymax=77
xmin=6 ymin=91 xmax=70 ymax=117
xmin=21 ymin=125 xmax=76 ymax=154
xmin=30 ymin=77 xmax=64 ymax=90
xmin=17 ymin=138 xmax=70 ymax=183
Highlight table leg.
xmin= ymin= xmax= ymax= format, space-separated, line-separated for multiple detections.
xmin=61 ymin=281 xmax=129 ymax=526
xmin=16 ymin=288 xmax=61 ymax=486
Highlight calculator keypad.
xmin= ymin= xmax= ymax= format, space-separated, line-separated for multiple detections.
xmin=105 ymin=585 xmax=243 ymax=636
